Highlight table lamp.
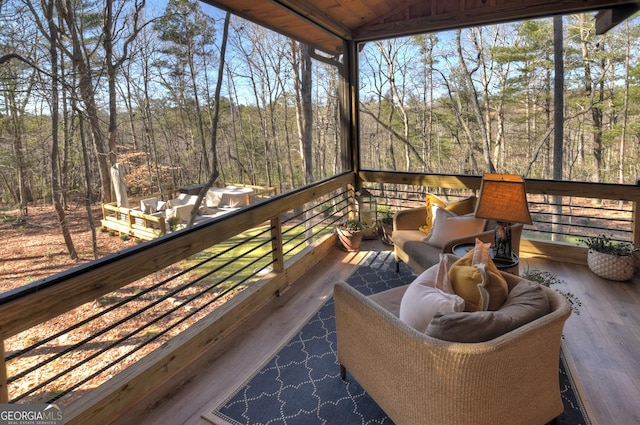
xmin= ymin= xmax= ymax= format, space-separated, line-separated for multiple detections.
xmin=474 ymin=173 xmax=532 ymax=261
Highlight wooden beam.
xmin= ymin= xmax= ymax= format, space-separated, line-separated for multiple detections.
xmin=353 ymin=0 xmax=640 ymax=41
xmin=269 ymin=0 xmax=353 ymax=40
xmin=359 ymin=170 xmax=482 ymax=191
xmin=595 ymin=4 xmax=639 ymax=34
xmin=360 ymin=171 xmax=640 ymax=202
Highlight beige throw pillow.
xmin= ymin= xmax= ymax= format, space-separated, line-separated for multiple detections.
xmin=426 ymin=207 xmax=487 ymax=248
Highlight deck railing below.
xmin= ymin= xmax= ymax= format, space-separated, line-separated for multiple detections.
xmin=2 ymin=171 xmax=640 ymax=424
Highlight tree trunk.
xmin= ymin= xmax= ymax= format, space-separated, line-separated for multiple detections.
xmin=456 ymin=29 xmax=495 ymax=173
xmin=187 ymin=12 xmax=231 ymax=226
xmin=57 ymin=0 xmax=112 ymax=203
xmin=47 ymin=0 xmax=77 ymax=259
xmin=618 ymin=20 xmax=630 ymax=184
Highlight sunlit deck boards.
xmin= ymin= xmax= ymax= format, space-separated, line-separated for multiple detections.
xmin=113 ymin=241 xmax=640 ymax=425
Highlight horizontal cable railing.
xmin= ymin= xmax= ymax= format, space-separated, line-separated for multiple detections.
xmin=3 ymin=172 xmax=640 ymax=422
xmin=0 ymin=175 xmax=353 ymax=408
xmin=362 ymin=178 xmax=637 ymax=245
xmin=5 ymin=226 xmax=280 ymax=404
xmin=527 ymin=196 xmax=633 ymax=243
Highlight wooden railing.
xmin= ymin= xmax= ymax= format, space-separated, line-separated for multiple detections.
xmin=360 ymin=171 xmax=640 ymax=263
xmin=0 ymin=173 xmax=353 ymax=424
xmin=2 ymin=171 xmax=640 ymax=424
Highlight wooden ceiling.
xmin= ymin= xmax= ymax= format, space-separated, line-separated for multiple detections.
xmin=203 ymin=0 xmax=639 ymax=53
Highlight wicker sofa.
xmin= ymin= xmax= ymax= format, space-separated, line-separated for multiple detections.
xmin=392 ymin=205 xmax=523 ymax=274
xmin=334 ymin=271 xmax=571 ymax=425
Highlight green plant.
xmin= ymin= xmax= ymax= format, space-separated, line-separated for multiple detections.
xmin=580 ymin=234 xmax=636 ymax=256
xmin=378 ymin=206 xmax=394 ymax=222
xmin=339 ymin=219 xmax=364 ymax=231
xmin=119 ymin=233 xmax=130 ymax=241
xmin=521 ymin=268 xmax=582 ymax=315
xmin=168 ymin=216 xmax=181 ymax=231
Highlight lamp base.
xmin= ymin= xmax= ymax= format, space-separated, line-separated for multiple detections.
xmin=493 ymin=222 xmax=513 ymax=262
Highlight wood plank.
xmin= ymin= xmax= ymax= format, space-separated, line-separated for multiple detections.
xmin=519 ymin=239 xmax=587 ymax=264
xmin=105 ymin=247 xmax=640 ymax=425
xmin=522 ymin=257 xmax=640 ymax=425
xmin=353 ymin=0 xmax=639 ymax=41
xmin=107 ymin=241 xmax=372 ymax=425
xmin=65 ymin=236 xmax=337 ymax=425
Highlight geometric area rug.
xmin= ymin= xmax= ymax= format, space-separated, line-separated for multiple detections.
xmin=204 ymin=251 xmax=592 ymax=425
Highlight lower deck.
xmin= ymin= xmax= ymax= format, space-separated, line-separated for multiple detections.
xmin=111 ymin=240 xmax=640 ymax=425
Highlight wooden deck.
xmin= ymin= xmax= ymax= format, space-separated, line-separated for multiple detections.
xmin=110 ymin=240 xmax=640 ymax=425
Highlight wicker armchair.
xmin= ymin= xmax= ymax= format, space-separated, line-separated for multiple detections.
xmin=334 ymin=275 xmax=571 ymax=425
xmin=392 ymin=205 xmax=523 ymax=274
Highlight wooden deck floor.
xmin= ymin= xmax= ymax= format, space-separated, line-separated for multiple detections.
xmin=111 ymin=240 xmax=640 ymax=425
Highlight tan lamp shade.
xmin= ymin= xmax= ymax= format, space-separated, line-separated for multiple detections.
xmin=474 ymin=173 xmax=532 ymax=225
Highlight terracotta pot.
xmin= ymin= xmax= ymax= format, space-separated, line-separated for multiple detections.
xmin=336 ymin=227 xmax=363 ymax=252
xmin=587 ymin=249 xmax=635 ymax=281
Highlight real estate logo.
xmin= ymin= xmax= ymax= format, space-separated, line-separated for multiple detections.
xmin=0 ymin=404 xmax=63 ymax=425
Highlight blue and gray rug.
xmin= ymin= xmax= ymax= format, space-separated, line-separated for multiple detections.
xmin=205 ymin=251 xmax=591 ymax=425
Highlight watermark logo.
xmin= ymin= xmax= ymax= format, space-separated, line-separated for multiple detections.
xmin=0 ymin=404 xmax=63 ymax=425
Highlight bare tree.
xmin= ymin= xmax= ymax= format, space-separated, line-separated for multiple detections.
xmin=46 ymin=0 xmax=77 ymax=259
xmin=291 ymin=41 xmax=313 ymax=184
xmin=103 ymin=0 xmax=148 ymax=166
xmin=187 ymin=12 xmax=231 ymax=226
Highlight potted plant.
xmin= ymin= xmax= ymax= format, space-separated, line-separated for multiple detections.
xmin=336 ymin=219 xmax=365 ymax=252
xmin=580 ymin=234 xmax=638 ymax=281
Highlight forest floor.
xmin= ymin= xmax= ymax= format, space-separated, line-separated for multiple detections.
xmin=0 ymin=204 xmax=132 ymax=293
xmin=0 ymin=203 xmax=237 ymax=406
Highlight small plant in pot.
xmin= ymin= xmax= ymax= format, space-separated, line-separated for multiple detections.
xmin=580 ymin=234 xmax=638 ymax=281
xmin=336 ymin=219 xmax=365 ymax=252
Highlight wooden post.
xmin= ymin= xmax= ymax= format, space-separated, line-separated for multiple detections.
xmin=270 ymin=215 xmax=284 ymax=274
xmin=632 ymin=201 xmax=640 ymax=248
xmin=1 ymin=340 xmax=8 ymax=403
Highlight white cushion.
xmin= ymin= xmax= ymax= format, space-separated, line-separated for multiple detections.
xmin=140 ymin=197 xmax=160 ymax=214
xmin=399 ymin=276 xmax=465 ymax=333
xmin=426 ymin=207 xmax=487 ymax=248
